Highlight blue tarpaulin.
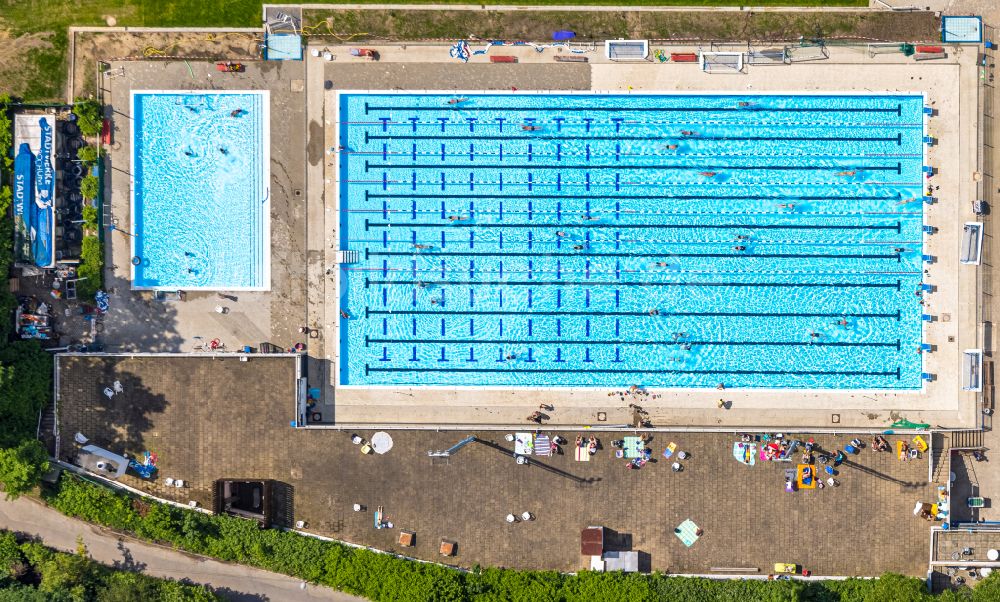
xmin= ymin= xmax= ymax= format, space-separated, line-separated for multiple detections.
xmin=553 ymin=30 xmax=576 ymax=41
xmin=32 ymin=118 xmax=54 ymax=267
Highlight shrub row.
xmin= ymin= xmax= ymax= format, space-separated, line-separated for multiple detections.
xmin=0 ymin=529 xmax=218 ymax=601
xmin=76 ymin=236 xmax=103 ymax=301
xmin=43 ymin=474 xmax=998 ymax=602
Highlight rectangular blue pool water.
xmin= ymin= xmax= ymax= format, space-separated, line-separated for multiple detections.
xmin=337 ymin=92 xmax=926 ymax=389
xmin=131 ymin=91 xmax=270 ymax=290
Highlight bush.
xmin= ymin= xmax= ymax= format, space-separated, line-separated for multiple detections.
xmin=4 ymin=531 xmax=218 ymax=600
xmin=72 ymin=100 xmax=102 ymax=138
xmin=44 ymin=474 xmax=956 ymax=602
xmin=0 ymin=441 xmax=49 ymax=499
xmin=79 ymin=175 xmax=99 ymax=200
xmin=82 ymin=205 xmax=98 ymax=231
xmin=75 ymin=146 xmax=98 ymax=164
xmin=76 ymin=236 xmax=103 ymax=301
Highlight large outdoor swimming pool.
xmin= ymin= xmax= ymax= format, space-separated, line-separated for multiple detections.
xmin=337 ymin=92 xmax=926 ymax=389
xmin=131 ymin=91 xmax=270 ymax=290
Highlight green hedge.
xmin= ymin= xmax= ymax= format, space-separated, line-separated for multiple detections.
xmin=72 ymin=100 xmax=102 ymax=138
xmin=76 ymin=236 xmax=103 ymax=302
xmin=43 ymin=474 xmax=990 ymax=602
xmin=1 ymin=529 xmax=218 ymax=600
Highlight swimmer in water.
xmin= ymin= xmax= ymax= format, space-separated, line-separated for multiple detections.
xmin=340 ymin=309 xmax=349 ymax=319
xmin=572 ymin=244 xmax=584 ymax=250
xmin=735 ymin=235 xmax=748 ymax=241
xmin=522 ymin=125 xmax=541 ymax=131
xmin=555 ymin=231 xmax=567 ymax=237
xmin=680 ymin=130 xmax=696 ymax=136
xmin=656 ymin=262 xmax=669 ymax=267
xmin=447 ymin=215 xmax=464 ymax=222
xmin=734 ymin=245 xmax=746 ymax=251
xmin=413 ymin=244 xmax=432 ymax=250
xmin=893 ymin=247 xmax=906 ymax=253
xmin=447 ymin=98 xmax=469 ymax=105
xmin=230 ymin=109 xmax=243 ymax=117
xmin=219 ymin=147 xmax=228 ymax=155
xmin=777 ymin=203 xmax=795 ymax=210
xmin=184 ymin=149 xmax=195 ymax=157
xmin=835 ymin=170 xmax=856 ymax=177
xmin=699 ymin=171 xmax=717 ymax=177
xmin=738 ymin=101 xmax=752 ymax=107
xmin=667 ymin=144 xmax=678 ymax=150
xmin=415 ymin=281 xmax=427 ymax=288
xmin=648 ymin=309 xmax=660 ymax=316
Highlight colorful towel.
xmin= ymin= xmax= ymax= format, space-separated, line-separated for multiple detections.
xmin=575 ymin=445 xmax=590 ymax=462
xmin=732 ymin=442 xmax=756 ymax=466
xmin=534 ymin=434 xmax=551 ymax=456
xmin=674 ymin=519 xmax=701 ymax=547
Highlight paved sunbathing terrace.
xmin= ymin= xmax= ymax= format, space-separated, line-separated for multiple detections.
xmin=320 ymin=46 xmax=981 ymax=429
xmin=54 ymin=354 xmax=935 ymax=576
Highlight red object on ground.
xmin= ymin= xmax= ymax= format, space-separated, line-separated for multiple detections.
xmin=100 ymin=119 xmax=112 ymax=145
xmin=671 ymin=53 xmax=698 ymax=62
xmin=215 ymin=62 xmax=244 ymax=72
xmin=490 ymin=55 xmax=518 ymax=63
xmin=916 ymin=46 xmax=944 ymax=53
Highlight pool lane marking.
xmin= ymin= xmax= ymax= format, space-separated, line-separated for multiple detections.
xmin=366 ymin=250 xmax=901 ymax=260
xmin=365 ymin=308 xmax=902 ymax=320
xmin=365 ymin=161 xmax=903 ymax=174
xmin=365 ymin=278 xmax=902 ymax=290
xmin=363 ymin=103 xmax=903 ymax=114
xmin=365 ymin=132 xmax=904 ymax=144
xmin=365 ymin=337 xmax=901 ymax=349
xmin=366 ymin=192 xmax=901 ymax=202
xmin=365 ymin=221 xmax=902 ymax=232
xmin=364 ymin=365 xmax=903 ymax=379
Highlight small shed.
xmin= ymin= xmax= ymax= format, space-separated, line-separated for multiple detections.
xmin=213 ymin=479 xmax=274 ymax=525
xmin=581 ymin=526 xmax=605 ymax=555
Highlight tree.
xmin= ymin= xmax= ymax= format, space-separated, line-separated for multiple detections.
xmin=0 ymin=531 xmax=26 ymax=585
xmin=79 ymin=175 xmax=99 ymax=200
xmin=0 ymin=440 xmax=49 ymax=499
xmin=76 ymin=146 xmax=98 ymax=164
xmin=72 ymin=100 xmax=102 ymax=138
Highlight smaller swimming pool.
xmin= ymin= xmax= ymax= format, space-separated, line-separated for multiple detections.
xmin=130 ymin=91 xmax=270 ymax=290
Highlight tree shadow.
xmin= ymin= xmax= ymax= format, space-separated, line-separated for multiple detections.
xmin=201 ymin=585 xmax=270 ymax=602
xmin=59 ymin=356 xmax=171 ymax=465
xmin=112 ymin=539 xmax=147 ymax=573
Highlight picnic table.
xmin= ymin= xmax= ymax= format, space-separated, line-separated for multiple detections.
xmin=623 ymin=436 xmax=644 ymax=459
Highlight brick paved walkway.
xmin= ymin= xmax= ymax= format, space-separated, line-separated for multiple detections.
xmin=56 ymin=355 xmax=934 ymax=577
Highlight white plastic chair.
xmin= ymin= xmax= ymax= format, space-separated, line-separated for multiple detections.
xmin=113 ymin=380 xmax=124 ymax=394
xmin=103 ymin=387 xmax=114 ymax=399
xmin=164 ymin=478 xmax=174 ymax=486
xmin=506 ymin=514 xmax=517 ymax=523
xmin=521 ymin=512 xmax=534 ymax=521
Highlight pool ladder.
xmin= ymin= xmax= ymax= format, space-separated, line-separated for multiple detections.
xmin=335 ymin=250 xmax=360 ymax=264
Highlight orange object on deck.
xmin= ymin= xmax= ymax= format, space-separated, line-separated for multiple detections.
xmin=916 ymin=45 xmax=944 ymax=53
xmin=490 ymin=55 xmax=518 ymax=63
xmin=670 ymin=53 xmax=698 ymax=63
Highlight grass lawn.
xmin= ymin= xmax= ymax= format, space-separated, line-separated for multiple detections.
xmin=0 ymin=0 xmax=899 ymax=100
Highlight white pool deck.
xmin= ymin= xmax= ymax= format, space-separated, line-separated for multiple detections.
xmin=318 ymin=43 xmax=983 ymax=430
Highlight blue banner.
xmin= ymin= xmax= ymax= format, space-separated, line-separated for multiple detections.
xmin=35 ymin=118 xmax=54 ymax=208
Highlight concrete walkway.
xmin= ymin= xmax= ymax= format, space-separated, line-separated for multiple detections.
xmin=0 ymin=496 xmax=364 ymax=602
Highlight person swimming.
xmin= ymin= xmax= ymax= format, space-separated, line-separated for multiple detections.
xmin=219 ymin=147 xmax=228 ymax=155
xmin=835 ymin=170 xmax=856 ymax=176
xmin=777 ymin=203 xmax=795 ymax=210
xmin=447 ymin=98 xmax=469 ymax=105
xmin=699 ymin=171 xmax=717 ymax=177
xmin=183 ymin=149 xmax=195 ymax=157
xmin=680 ymin=130 xmax=696 ymax=136
xmin=656 ymin=261 xmax=669 ymax=267
xmin=738 ymin=101 xmax=752 ymax=107
xmin=413 ymin=244 xmax=432 ymax=250
xmin=555 ymin=231 xmax=567 ymax=237
xmin=522 ymin=125 xmax=541 ymax=131
xmin=447 ymin=215 xmax=464 ymax=222
xmin=572 ymin=244 xmax=584 ymax=250
xmin=666 ymin=144 xmax=678 ymax=150
xmin=734 ymin=245 xmax=746 ymax=251
xmin=230 ymin=109 xmax=243 ymax=117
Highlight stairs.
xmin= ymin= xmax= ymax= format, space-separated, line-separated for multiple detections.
xmin=38 ymin=400 xmax=57 ymax=456
xmin=951 ymin=430 xmax=985 ymax=449
xmin=335 ymin=250 xmax=360 ymax=264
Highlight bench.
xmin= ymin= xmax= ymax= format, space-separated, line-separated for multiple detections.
xmin=554 ymin=55 xmax=588 ymax=62
xmin=670 ymin=53 xmax=698 ymax=63
xmin=489 ymin=55 xmax=517 ymax=63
